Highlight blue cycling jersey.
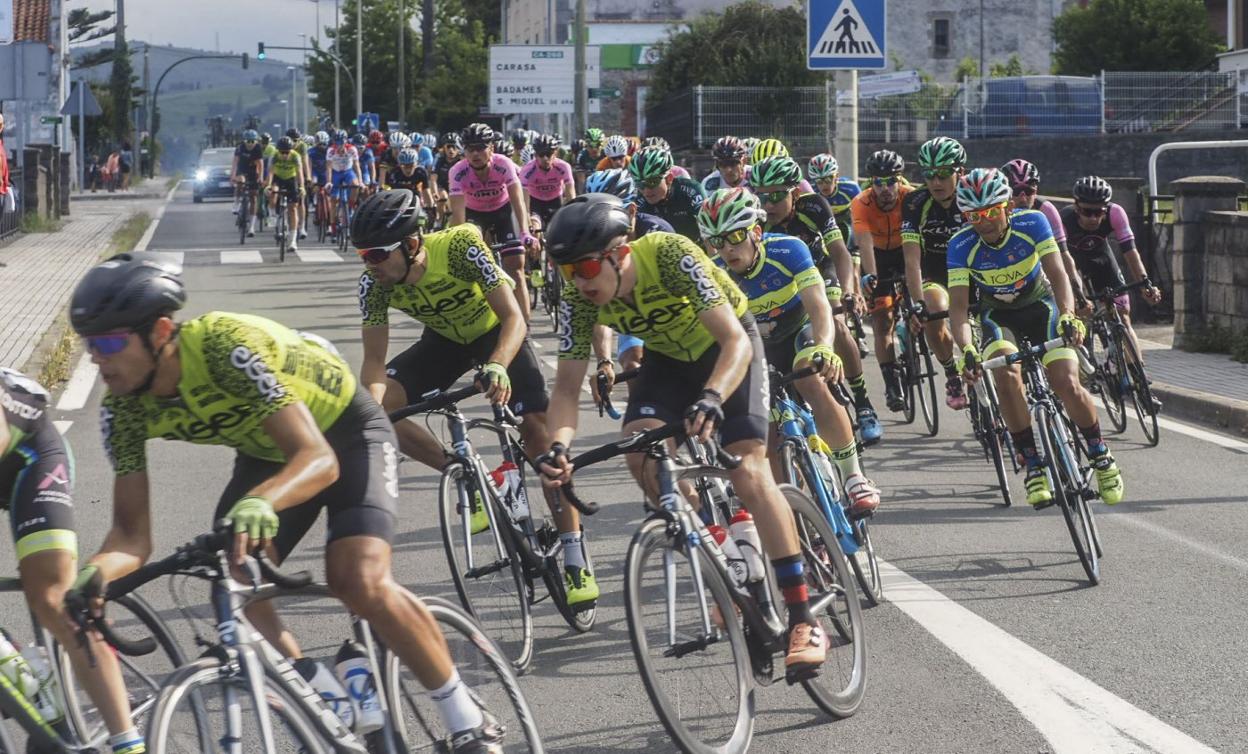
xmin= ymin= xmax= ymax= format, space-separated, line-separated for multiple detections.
xmin=635 ymin=211 xmax=674 ymax=238
xmin=947 ymin=208 xmax=1058 ymax=309
xmin=417 ymin=145 xmax=435 ymax=171
xmin=825 ymin=179 xmax=861 ymax=217
xmin=308 ymin=145 xmax=328 ymax=177
xmin=358 ymin=148 xmax=375 ymax=183
xmin=713 ymin=232 xmax=823 ymax=341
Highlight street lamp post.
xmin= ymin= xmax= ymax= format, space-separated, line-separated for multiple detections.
xmin=299 ymin=33 xmax=309 ymax=130
xmin=280 ymin=99 xmax=289 ymax=131
xmin=334 ymin=0 xmax=341 ymax=125
xmin=288 ymin=66 xmax=298 ymax=131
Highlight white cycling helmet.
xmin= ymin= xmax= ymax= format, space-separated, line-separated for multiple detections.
xmin=391 ymin=133 xmax=412 ymax=149
xmin=301 ymin=134 xmax=316 ymax=146
xmin=603 ymin=135 xmax=629 ymax=158
xmin=315 ymin=130 xmax=330 ymax=146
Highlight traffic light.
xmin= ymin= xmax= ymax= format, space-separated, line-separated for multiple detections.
xmin=241 ymin=53 xmax=249 ymax=70
xmin=257 ymin=43 xmax=266 ymax=60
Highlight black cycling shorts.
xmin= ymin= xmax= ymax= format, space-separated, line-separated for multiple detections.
xmin=868 ymin=248 xmax=906 ymax=313
xmin=528 ymin=197 xmax=562 ymax=228
xmin=386 ymin=324 xmax=549 ymax=417
xmin=623 ymin=313 xmax=769 ymax=446
xmin=763 ymin=322 xmax=817 ymax=378
xmin=273 ymin=176 xmax=301 ymax=203
xmin=213 ymin=387 xmax=398 ymax=559
xmin=978 ymin=296 xmax=1074 ymax=365
xmin=0 ymin=422 xmax=77 ymax=561
xmin=465 ymin=205 xmax=521 ymax=252
xmin=920 ymin=252 xmax=949 ymax=290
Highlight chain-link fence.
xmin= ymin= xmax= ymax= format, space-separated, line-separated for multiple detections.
xmin=646 ymin=72 xmax=1247 ymax=148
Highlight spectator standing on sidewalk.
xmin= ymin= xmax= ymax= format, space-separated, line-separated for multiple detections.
xmin=87 ymin=155 xmax=102 ymax=192
xmin=119 ymin=141 xmax=133 ymax=191
xmin=105 ymin=149 xmax=120 ymax=192
xmin=0 ymin=112 xmax=12 ymax=213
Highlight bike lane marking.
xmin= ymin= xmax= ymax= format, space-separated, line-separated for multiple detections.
xmin=880 ymin=560 xmax=1217 ymax=753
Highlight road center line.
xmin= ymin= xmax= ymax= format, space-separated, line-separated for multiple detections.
xmin=56 ymin=353 xmax=98 ymax=411
xmin=880 ymin=560 xmax=1216 ymax=753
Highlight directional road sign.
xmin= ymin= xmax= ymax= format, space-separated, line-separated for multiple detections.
xmin=807 ymin=0 xmax=886 ymax=70
xmin=489 ymin=45 xmax=601 ymax=114
xmin=588 ymin=87 xmax=621 ymax=99
xmin=60 ymin=81 xmax=104 ymax=117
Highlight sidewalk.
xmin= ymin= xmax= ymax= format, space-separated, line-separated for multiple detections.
xmin=1135 ymin=325 xmax=1248 ymax=436
xmin=70 ymin=180 xmax=173 ymax=202
xmin=1 ymin=195 xmax=165 ymax=372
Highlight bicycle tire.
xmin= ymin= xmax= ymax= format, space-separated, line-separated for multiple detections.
xmin=849 ymin=518 xmax=883 ymax=605
xmin=539 ymin=523 xmax=597 ymax=634
xmin=779 ymin=484 xmax=868 ymax=718
xmin=148 ymin=656 xmax=325 ymax=754
xmin=1094 ymin=328 xmax=1128 ymax=433
xmin=438 ymin=464 xmax=534 ymax=674
xmin=1118 ymin=329 xmax=1160 ymax=446
xmin=1036 ymin=408 xmax=1100 ymax=585
xmin=238 ymin=193 xmax=250 ymax=245
xmin=624 ymin=516 xmax=754 ymax=754
xmin=914 ymin=332 xmax=940 ymax=436
xmin=382 ymin=594 xmax=545 ymax=753
xmin=972 ymin=382 xmax=1014 ymax=508
xmin=54 ymin=592 xmax=190 ymax=747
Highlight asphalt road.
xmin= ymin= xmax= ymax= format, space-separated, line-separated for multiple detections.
xmin=11 ymin=184 xmax=1247 ymax=752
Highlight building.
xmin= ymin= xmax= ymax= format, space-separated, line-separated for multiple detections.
xmin=1 ymin=0 xmax=71 ymax=151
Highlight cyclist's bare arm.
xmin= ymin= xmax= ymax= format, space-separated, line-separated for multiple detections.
xmin=230 ymin=154 xmax=240 ymax=179
xmin=0 ymin=411 xmax=8 ymax=456
xmin=360 ymin=325 xmax=390 ymax=405
xmin=592 ymin=325 xmax=613 ymax=363
xmin=421 ymin=186 xmax=436 ymax=211
xmin=251 ymin=403 xmax=340 ymax=512
xmin=507 ymin=182 xmax=531 ymax=237
xmin=800 ymin=284 xmax=835 ymax=350
xmin=449 ymin=195 xmax=466 ymax=226
xmin=1060 ymin=250 xmax=1086 ymax=300
xmin=547 ymin=358 xmax=590 ymax=449
xmin=484 ymin=284 xmax=526 ymax=366
xmin=902 ymin=240 xmax=925 ymax=305
xmin=948 ymin=285 xmax=974 ymax=353
xmin=698 ymin=304 xmax=752 ymax=397
xmin=829 ymin=237 xmax=856 ymax=299
xmin=89 ymin=473 xmax=155 ymax=583
xmin=858 ymin=232 xmax=878 ymax=278
xmin=1041 ymin=251 xmax=1076 ymax=315
xmin=563 ymin=181 xmax=576 ymax=203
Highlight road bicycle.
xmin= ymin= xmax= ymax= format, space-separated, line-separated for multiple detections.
xmin=103 ymin=524 xmax=543 ymax=753
xmin=525 ymin=230 xmax=559 ymax=334
xmin=312 ymin=184 xmax=330 ymax=244
xmin=770 ymin=363 xmax=882 ymax=606
xmin=236 ymin=181 xmax=256 ymax=245
xmin=561 ymin=423 xmax=866 ymax=754
xmin=870 ymin=277 xmax=941 ymax=435
xmin=331 ymin=183 xmax=356 ymax=254
xmin=270 ymin=188 xmax=289 ymax=262
xmin=390 ymin=384 xmax=594 ymax=675
xmin=1079 ymin=279 xmax=1160 ymax=446
xmin=979 ymin=336 xmax=1105 ymax=585
xmin=964 ymin=310 xmax=1019 ymax=507
xmin=0 ymin=577 xmax=186 ymax=752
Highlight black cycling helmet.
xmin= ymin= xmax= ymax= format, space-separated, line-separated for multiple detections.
xmin=461 ymin=123 xmax=495 ymax=148
xmin=510 ymin=128 xmax=529 ymax=148
xmin=712 ymin=136 xmax=747 ymax=162
xmin=260 ymin=132 xmax=271 ymax=145
xmin=438 ymin=131 xmax=462 ymax=149
xmin=493 ymin=137 xmax=514 ymax=156
xmin=545 ymin=193 xmax=633 ymax=264
xmin=70 ymin=252 xmax=186 ymax=336
xmin=276 ymin=136 xmax=294 ymax=151
xmin=1072 ymin=175 xmax=1112 ymax=205
xmin=285 ymin=128 xmax=301 ymax=140
xmin=350 ymin=189 xmax=425 ymax=248
xmin=533 ymin=133 xmax=561 ymax=155
xmin=865 ymin=149 xmax=905 ymax=177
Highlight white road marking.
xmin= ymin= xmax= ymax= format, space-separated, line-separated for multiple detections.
xmin=539 ymin=357 xmax=592 ymax=398
xmin=294 ymin=248 xmax=344 ymax=263
xmin=150 ymin=250 xmax=185 ymax=266
xmin=56 ymin=353 xmax=99 ymax=411
xmin=134 ymin=181 xmax=181 ymax=251
xmin=54 ymin=420 xmax=72 ymax=435
xmin=220 ymin=250 xmax=264 ymax=264
xmin=880 ymin=560 xmax=1218 ymax=753
xmin=1105 ymin=512 xmax=1248 ymax=572
xmin=1155 ymin=415 xmax=1248 ymax=452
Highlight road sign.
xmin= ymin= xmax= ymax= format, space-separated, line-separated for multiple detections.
xmin=807 ymin=0 xmax=886 ymax=70
xmin=489 ymin=45 xmax=601 ymax=114
xmin=858 ymin=69 xmax=921 ymax=98
xmin=60 ymin=82 xmax=103 ymax=117
xmin=39 ymin=115 xmax=62 ymax=125
xmin=588 ymin=87 xmax=621 ymax=99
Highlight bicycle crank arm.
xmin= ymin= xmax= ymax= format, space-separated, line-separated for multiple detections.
xmin=465 ymin=559 xmax=512 ymax=579
xmin=663 ymin=632 xmax=725 ymax=659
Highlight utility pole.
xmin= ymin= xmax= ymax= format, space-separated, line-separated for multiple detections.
xmin=299 ymin=33 xmax=309 ymax=130
xmin=422 ymin=0 xmax=434 ymax=76
xmin=834 ymin=71 xmax=858 ymax=183
xmin=334 ymin=0 xmax=341 ymax=125
xmin=573 ymin=0 xmax=587 ymax=135
xmin=142 ymin=45 xmax=151 ymax=176
xmin=289 ymin=67 xmax=298 ymax=133
xmin=355 ymin=0 xmax=363 ymax=116
xmin=397 ymin=0 xmax=405 ymax=127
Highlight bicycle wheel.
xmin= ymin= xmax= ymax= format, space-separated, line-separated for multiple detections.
xmin=54 ymin=593 xmax=189 ymax=747
xmin=914 ymin=333 xmax=940 ymax=437
xmin=237 ymin=193 xmax=249 ymax=245
xmin=538 ymin=522 xmax=597 ymax=634
xmin=624 ymin=516 xmax=754 ymax=754
xmin=316 ymin=194 xmax=328 ymax=243
xmin=972 ymin=382 xmax=1014 ymax=508
xmin=148 ymin=656 xmax=324 ymax=754
xmin=1094 ymin=330 xmax=1129 ymax=433
xmin=1036 ymin=408 xmax=1100 ymax=585
xmin=897 ymin=331 xmax=917 ymax=425
xmin=383 ymin=595 xmax=544 ymax=753
xmin=438 ymin=464 xmax=534 ymax=674
xmin=1119 ymin=330 xmax=1160 ymax=446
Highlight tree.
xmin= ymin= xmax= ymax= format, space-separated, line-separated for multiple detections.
xmin=109 ymin=41 xmax=133 ymax=147
xmin=647 ymin=1 xmax=821 ymax=104
xmin=68 ymin=7 xmax=116 ymax=67
xmin=1053 ymin=0 xmax=1224 ymax=74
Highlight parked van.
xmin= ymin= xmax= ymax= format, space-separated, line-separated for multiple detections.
xmin=935 ymin=76 xmax=1101 ymax=138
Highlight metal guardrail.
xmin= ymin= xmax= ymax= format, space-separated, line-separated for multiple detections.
xmin=0 ymin=167 xmax=22 ymax=245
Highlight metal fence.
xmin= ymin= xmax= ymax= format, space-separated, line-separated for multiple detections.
xmin=0 ymin=167 xmax=22 ymax=245
xmin=646 ymin=72 xmax=1246 ymax=148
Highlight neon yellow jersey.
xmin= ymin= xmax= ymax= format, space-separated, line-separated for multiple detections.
xmin=359 ymin=224 xmax=510 ymax=343
xmin=271 ymin=152 xmax=302 ymax=180
xmin=557 ymin=232 xmax=749 ymax=363
xmin=100 ymin=312 xmax=357 ymax=476
xmin=262 ymin=143 xmax=278 ymax=160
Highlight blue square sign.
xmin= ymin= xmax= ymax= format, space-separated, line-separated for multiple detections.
xmin=807 ymin=0 xmax=886 ymax=70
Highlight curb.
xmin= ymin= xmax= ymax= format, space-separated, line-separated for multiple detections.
xmin=70 ymin=191 xmax=171 ymax=202
xmin=1151 ymin=381 xmax=1248 ymax=437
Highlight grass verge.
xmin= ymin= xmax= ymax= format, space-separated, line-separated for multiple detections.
xmin=105 ymin=211 xmax=153 ymax=258
xmin=1182 ymin=323 xmax=1248 ymax=364
xmin=19 ymin=213 xmax=65 ymax=233
xmin=165 ymin=172 xmax=183 ymax=191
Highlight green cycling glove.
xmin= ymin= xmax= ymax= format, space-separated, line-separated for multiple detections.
xmin=478 ymin=362 xmax=511 ymax=392
xmin=1058 ymin=312 xmax=1086 ymax=340
xmin=226 ymin=495 xmax=279 ymax=541
xmin=794 ymin=344 xmax=840 ymax=372
xmin=956 ymin=343 xmax=981 ymax=375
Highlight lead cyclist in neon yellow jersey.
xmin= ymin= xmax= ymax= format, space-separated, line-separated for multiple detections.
xmin=948 ymin=168 xmax=1124 ymax=508
xmin=67 ymin=252 xmax=509 ymax=752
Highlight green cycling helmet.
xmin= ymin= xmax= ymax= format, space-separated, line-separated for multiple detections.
xmin=917 ymin=137 xmax=967 ymax=169
xmin=807 ymin=153 xmax=839 ymax=181
xmin=628 ymin=147 xmax=673 ymax=182
xmin=955 ymin=168 xmax=1012 ymax=212
xmin=584 ymin=128 xmax=605 ymax=147
xmin=751 ymin=138 xmax=789 ymax=165
xmin=697 ymin=187 xmax=762 ymax=239
xmin=750 ymin=155 xmax=802 ymax=189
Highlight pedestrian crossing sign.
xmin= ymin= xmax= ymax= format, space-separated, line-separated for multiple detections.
xmin=807 ymin=0 xmax=886 ymax=70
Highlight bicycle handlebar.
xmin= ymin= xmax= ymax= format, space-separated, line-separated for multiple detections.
xmin=388 ymin=383 xmax=482 ymax=423
xmin=981 ymin=337 xmax=1067 ymax=371
xmin=1089 ymin=277 xmax=1153 ymax=302
xmin=595 ymin=367 xmax=639 ymax=420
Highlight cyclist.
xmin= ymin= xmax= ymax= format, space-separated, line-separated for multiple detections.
xmin=307 ymin=131 xmax=331 ymax=234
xmin=352 ymin=133 xmax=376 ymax=195
xmin=702 ymin=136 xmax=751 ymax=193
xmin=264 ymin=136 xmax=306 ymax=252
xmin=509 ymin=129 xmax=529 ymax=167
xmin=630 ymin=146 xmax=705 ymax=242
xmin=230 ymin=128 xmax=265 ymax=236
xmin=430 ymin=131 xmax=462 ymax=228
xmin=387 ymin=147 xmax=435 ymax=216
xmin=493 ymin=136 xmax=515 ymax=161
xmin=325 ymin=129 xmax=362 ymax=237
xmin=901 ymin=137 xmax=971 ymax=411
xmin=519 ymin=133 xmax=575 ymax=229
xmin=809 ymin=153 xmax=870 ymax=357
xmin=68 ymin=253 xmax=507 ymax=752
xmin=1 ymin=368 xmax=146 ymax=754
xmin=741 ymin=137 xmax=760 ymax=165
xmin=412 ymin=132 xmax=436 ymax=172
xmin=377 ymin=132 xmax=411 ymax=190
xmin=855 ymin=149 xmax=914 ymax=412
xmin=698 ymin=188 xmax=881 ymax=516
xmin=750 ymin=155 xmax=882 ymax=445
xmin=574 ymin=128 xmax=606 ymax=192
xmin=1059 ymin=176 xmax=1163 ymax=376
xmin=596 ymin=135 xmax=630 ymax=172
xmin=1002 ymin=159 xmax=1066 ymax=253
xmin=259 ymin=132 xmax=276 ymax=183
xmin=449 ymin=123 xmax=535 ymax=322
xmin=354 ymin=190 xmax=595 ymax=608
xmin=750 ymin=138 xmax=814 ymax=194
xmin=367 ymin=129 xmax=388 ymax=165
xmin=642 ymin=136 xmax=691 ymax=180
xmin=539 ymin=194 xmax=829 ymax=675
xmin=286 ymin=128 xmax=311 ymax=240
xmin=948 ymin=169 xmax=1125 ymax=507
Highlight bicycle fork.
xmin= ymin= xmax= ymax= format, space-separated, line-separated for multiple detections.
xmin=447 ymin=417 xmax=515 ymax=580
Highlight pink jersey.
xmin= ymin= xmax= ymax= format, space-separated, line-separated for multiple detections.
xmin=519 ymin=158 xmax=574 ymax=202
xmin=449 ymin=154 xmax=519 ymax=212
xmin=1037 ymin=199 xmax=1067 ymax=245
xmin=670 ymin=165 xmax=691 ymax=180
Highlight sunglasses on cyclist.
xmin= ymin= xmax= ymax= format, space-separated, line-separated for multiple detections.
xmin=815 ymin=177 xmax=837 ymax=185
xmin=704 ymin=227 xmax=753 ymax=249
xmin=962 ymin=203 xmax=1009 ymax=224
xmin=1077 ymin=205 xmax=1107 ymax=218
xmin=756 ymin=189 xmax=791 ymax=205
xmin=84 ymin=331 xmax=132 ymax=356
xmin=559 ymin=244 xmax=629 ymax=281
xmin=715 ymin=159 xmax=742 ymax=169
xmin=640 ymin=176 xmax=665 ymax=189
xmin=922 ymin=167 xmax=958 ymax=180
xmin=872 ymin=176 xmax=901 ymax=187
xmin=356 ymin=240 xmax=404 ymax=263
xmin=1013 ymin=186 xmax=1037 ymax=197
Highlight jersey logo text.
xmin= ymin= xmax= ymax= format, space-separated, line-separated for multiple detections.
xmin=230 ymin=346 xmax=288 ymax=403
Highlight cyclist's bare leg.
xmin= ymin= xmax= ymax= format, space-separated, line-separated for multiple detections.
xmin=724 ymin=439 xmax=800 ymax=559
xmin=23 ymin=550 xmax=134 ymax=735
xmin=287 ymin=192 xmax=300 ymax=233
xmin=621 ymin=418 xmax=699 ymax=508
xmin=502 ymin=254 xmax=531 ymax=323
xmin=518 ymin=412 xmax=580 ymax=533
xmin=795 ymin=373 xmax=856 ymax=452
xmin=380 ymin=378 xmax=452 ymax=469
xmin=833 ymin=313 xmax=863 ymax=379
xmin=872 ymin=307 xmax=894 ymax=366
xmin=1046 ymin=357 xmax=1098 ymax=428
xmin=1118 ymin=307 xmax=1146 ymax=367
xmin=327 ymin=536 xmax=453 ymax=690
xmin=990 ymin=363 xmax=1030 ymax=431
xmin=923 ymin=285 xmax=955 ymax=364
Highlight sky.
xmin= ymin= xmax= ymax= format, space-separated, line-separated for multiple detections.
xmin=77 ymin=0 xmax=330 ymax=63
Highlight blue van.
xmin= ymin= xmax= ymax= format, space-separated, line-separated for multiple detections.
xmin=935 ymin=76 xmax=1101 ymax=138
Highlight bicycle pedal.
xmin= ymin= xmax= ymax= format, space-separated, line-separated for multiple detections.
xmin=784 ymin=663 xmax=821 ymax=685
xmin=1031 ymin=498 xmax=1057 ymax=511
xmin=570 ymin=598 xmax=597 ymax=614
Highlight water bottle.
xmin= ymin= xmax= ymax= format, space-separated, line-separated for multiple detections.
xmin=20 ymin=645 xmax=62 ymax=723
xmin=813 ymin=450 xmax=839 ymax=493
xmin=490 ymin=461 xmax=529 ymax=521
xmin=707 ymin=525 xmax=748 ymax=587
xmin=294 ymin=657 xmax=355 ymax=731
xmin=728 ymin=510 xmax=766 ymax=584
xmin=895 ymin=318 xmax=910 ymax=356
xmin=335 ymin=640 xmax=384 ymax=734
xmin=0 ymin=633 xmax=40 ymax=708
